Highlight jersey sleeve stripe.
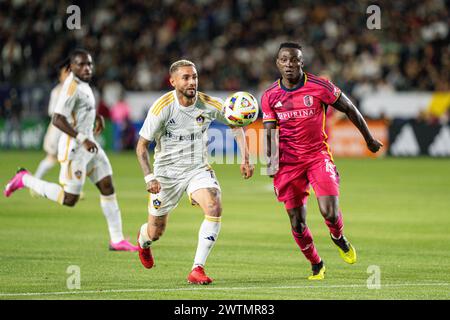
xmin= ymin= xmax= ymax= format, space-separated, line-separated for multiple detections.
xmin=263 ymin=119 xmax=277 ymax=122
xmin=151 ymin=92 xmax=172 ymax=112
xmin=151 ymin=93 xmax=174 ymax=115
xmin=308 ymin=78 xmax=334 ymax=92
xmin=307 ymin=75 xmax=334 ymax=91
xmin=200 ymin=96 xmax=222 ymax=111
xmin=308 ymin=77 xmax=333 ymax=90
xmin=153 ymin=97 xmax=174 ymax=116
xmin=67 ymin=79 xmax=78 ymax=96
xmin=150 ymin=96 xmax=170 ymax=115
xmin=198 ymin=93 xmax=223 ymax=111
xmin=153 ymin=96 xmax=173 ymax=114
xmin=263 ymin=81 xmax=279 ymax=94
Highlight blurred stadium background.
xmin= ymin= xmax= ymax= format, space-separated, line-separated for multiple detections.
xmin=0 ymin=0 xmax=449 ymax=299
xmin=1 ymin=0 xmax=449 ymax=154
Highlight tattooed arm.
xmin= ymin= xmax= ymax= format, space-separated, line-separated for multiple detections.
xmin=136 ymin=136 xmax=161 ymax=193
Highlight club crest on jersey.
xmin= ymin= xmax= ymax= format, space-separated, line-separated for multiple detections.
xmin=303 ymin=95 xmax=313 ymax=107
xmin=196 ymin=115 xmax=205 ymax=125
xmin=153 ymin=199 xmax=162 ymax=209
xmin=74 ymin=170 xmax=83 ymax=180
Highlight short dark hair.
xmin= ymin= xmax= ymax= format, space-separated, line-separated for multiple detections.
xmin=278 ymin=42 xmax=302 ymax=52
xmin=69 ymin=48 xmax=91 ymax=63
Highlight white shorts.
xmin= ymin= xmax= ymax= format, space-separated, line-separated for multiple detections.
xmin=148 ymin=168 xmax=221 ymax=216
xmin=43 ymin=123 xmax=62 ymax=155
xmin=57 ymin=134 xmax=113 ymax=195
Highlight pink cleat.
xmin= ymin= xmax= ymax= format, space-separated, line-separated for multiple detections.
xmin=4 ymin=168 xmax=30 ymax=197
xmin=109 ymin=238 xmax=139 ymax=252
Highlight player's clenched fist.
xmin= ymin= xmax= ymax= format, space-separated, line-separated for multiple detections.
xmin=147 ymin=179 xmax=161 ymax=194
xmin=240 ymin=163 xmax=254 ymax=179
xmin=366 ymin=138 xmax=383 ymax=153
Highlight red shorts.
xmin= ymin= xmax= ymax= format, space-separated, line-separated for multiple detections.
xmin=273 ymin=154 xmax=340 ymax=209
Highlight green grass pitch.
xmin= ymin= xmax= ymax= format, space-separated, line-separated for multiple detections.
xmin=0 ymin=151 xmax=449 ymax=300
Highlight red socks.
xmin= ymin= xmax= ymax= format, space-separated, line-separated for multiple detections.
xmin=291 ymin=227 xmax=321 ymax=265
xmin=325 ymin=211 xmax=344 ymax=239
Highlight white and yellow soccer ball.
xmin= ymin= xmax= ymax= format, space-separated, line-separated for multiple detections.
xmin=223 ymin=91 xmax=259 ymax=127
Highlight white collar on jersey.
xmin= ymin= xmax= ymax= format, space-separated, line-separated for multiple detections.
xmin=173 ymin=90 xmax=198 ymax=110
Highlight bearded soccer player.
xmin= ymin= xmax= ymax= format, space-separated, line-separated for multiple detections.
xmin=262 ymin=42 xmax=383 ymax=280
xmin=136 ymin=60 xmax=254 ymax=284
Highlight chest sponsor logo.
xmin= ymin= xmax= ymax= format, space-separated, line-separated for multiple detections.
xmin=277 ymin=108 xmax=316 ymax=120
xmin=303 ymin=95 xmax=313 ymax=107
xmin=164 ymin=128 xmax=206 ymax=141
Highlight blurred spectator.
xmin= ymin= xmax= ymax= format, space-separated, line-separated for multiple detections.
xmin=110 ymin=90 xmax=131 ymax=150
xmin=0 ymin=0 xmax=448 ymax=108
xmin=97 ymin=98 xmax=111 ymax=119
xmin=121 ymin=117 xmax=137 ymax=150
xmin=3 ymin=88 xmax=23 ymax=149
xmin=110 ymin=91 xmax=131 ymax=127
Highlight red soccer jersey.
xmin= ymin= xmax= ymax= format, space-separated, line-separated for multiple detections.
xmin=261 ymin=72 xmax=342 ymax=164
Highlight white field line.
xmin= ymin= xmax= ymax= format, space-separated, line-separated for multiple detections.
xmin=0 ymin=282 xmax=449 ymax=297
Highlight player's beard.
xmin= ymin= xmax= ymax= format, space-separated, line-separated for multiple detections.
xmin=184 ymin=88 xmax=197 ymax=99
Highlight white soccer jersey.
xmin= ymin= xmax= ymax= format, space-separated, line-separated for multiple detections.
xmin=139 ymin=90 xmax=228 ymax=178
xmin=47 ymin=84 xmax=62 ymax=116
xmin=53 ymin=72 xmax=96 ymax=138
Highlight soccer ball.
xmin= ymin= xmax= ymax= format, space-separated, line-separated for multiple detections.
xmin=223 ymin=91 xmax=259 ymax=127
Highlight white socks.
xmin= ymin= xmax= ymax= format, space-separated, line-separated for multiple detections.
xmin=138 ymin=223 xmax=152 ymax=248
xmin=100 ymin=194 xmax=124 ymax=243
xmin=23 ymin=174 xmax=64 ymax=204
xmin=193 ymin=216 xmax=221 ymax=269
xmin=34 ymin=156 xmax=57 ymax=179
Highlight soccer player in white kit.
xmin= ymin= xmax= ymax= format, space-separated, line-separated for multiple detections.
xmin=4 ymin=49 xmax=138 ymax=252
xmin=136 ymin=60 xmax=254 ymax=284
xmin=33 ymin=59 xmax=70 ymax=181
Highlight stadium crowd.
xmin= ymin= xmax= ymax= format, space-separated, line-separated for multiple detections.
xmin=0 ymin=0 xmax=449 ymax=110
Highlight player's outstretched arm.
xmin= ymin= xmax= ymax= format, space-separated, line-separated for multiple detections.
xmin=230 ymin=126 xmax=254 ymax=179
xmin=52 ymin=113 xmax=98 ymax=153
xmin=331 ymin=93 xmax=383 ymax=153
xmin=136 ymin=136 xmax=160 ymax=193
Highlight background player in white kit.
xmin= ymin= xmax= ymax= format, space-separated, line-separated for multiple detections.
xmin=33 ymin=59 xmax=70 ymax=181
xmin=136 ymin=60 xmax=254 ymax=284
xmin=4 ymin=49 xmax=138 ymax=252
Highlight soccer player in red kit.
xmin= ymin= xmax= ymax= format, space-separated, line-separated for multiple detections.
xmin=262 ymin=42 xmax=383 ymax=280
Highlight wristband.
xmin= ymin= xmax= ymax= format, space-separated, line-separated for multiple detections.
xmin=144 ymin=174 xmax=155 ymax=184
xmin=75 ymin=132 xmax=87 ymax=143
